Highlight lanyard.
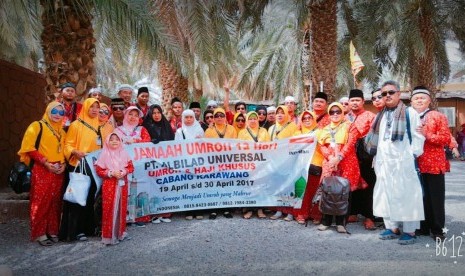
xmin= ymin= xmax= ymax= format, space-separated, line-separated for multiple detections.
xmin=214 ymin=125 xmax=226 ymax=138
xmin=271 ymin=122 xmax=290 ymax=140
xmin=41 ymin=119 xmax=62 ymax=153
xmin=246 ymin=127 xmax=259 ymax=142
xmin=78 ymin=118 xmax=100 ymax=135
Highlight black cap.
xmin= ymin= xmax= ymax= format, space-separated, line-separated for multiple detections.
xmin=314 ymin=92 xmax=328 ymax=101
xmin=349 ymin=89 xmax=364 ymax=99
xmin=60 ymin=82 xmax=76 ymax=89
xmin=111 ymin=98 xmax=125 ymax=106
xmin=189 ymin=102 xmax=201 ymax=109
xmin=137 ymin=87 xmax=149 ymax=96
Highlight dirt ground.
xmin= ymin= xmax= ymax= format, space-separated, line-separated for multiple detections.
xmin=1 ymin=161 xmax=465 ymax=275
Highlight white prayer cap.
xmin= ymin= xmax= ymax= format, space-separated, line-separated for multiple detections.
xmin=267 ymin=106 xmax=276 ymax=113
xmin=88 ymin=87 xmax=102 ymax=94
xmin=117 ymin=84 xmax=134 ymax=92
xmin=284 ymin=96 xmax=296 ymax=103
xmin=207 ymin=100 xmax=218 ymax=108
xmin=339 ymin=96 xmax=349 ymax=103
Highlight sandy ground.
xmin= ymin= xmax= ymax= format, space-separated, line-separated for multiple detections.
xmin=1 ymin=161 xmax=465 ymax=275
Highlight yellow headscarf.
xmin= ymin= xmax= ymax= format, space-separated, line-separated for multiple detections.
xmin=268 ymin=105 xmax=298 ymax=140
xmin=64 ymin=98 xmax=101 ymax=166
xmin=238 ymin=111 xmax=271 ymax=142
xmin=205 ymin=107 xmax=237 ymax=138
xmin=18 ymin=102 xmax=66 ymax=165
xmin=232 ymin=112 xmax=246 ymax=133
xmin=299 ymin=110 xmax=317 ymax=134
xmin=99 ymin=103 xmax=114 ymax=141
xmin=318 ymin=102 xmax=349 ymax=145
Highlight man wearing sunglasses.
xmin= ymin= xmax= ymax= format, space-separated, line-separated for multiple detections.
xmin=58 ymin=82 xmax=82 ymax=132
xmin=345 ymin=89 xmax=377 ymax=230
xmin=365 ymin=80 xmax=425 ymax=245
xmin=109 ymin=98 xmax=126 ymax=127
xmin=410 ymin=86 xmax=450 ymax=241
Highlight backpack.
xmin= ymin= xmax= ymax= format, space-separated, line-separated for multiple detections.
xmin=8 ymin=121 xmax=42 ymax=194
xmin=318 ymin=175 xmax=350 ymax=216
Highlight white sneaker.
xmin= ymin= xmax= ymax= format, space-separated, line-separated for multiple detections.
xmin=270 ymin=211 xmax=283 ymax=220
xmin=159 ymin=217 xmax=171 ymax=223
xmin=284 ymin=214 xmax=294 ymax=221
xmin=152 ymin=218 xmax=161 ymax=224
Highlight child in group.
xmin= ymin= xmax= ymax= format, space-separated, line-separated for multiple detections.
xmin=95 ymin=132 xmax=134 ymax=245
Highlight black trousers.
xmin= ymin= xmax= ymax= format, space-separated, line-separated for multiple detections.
xmin=420 ymin=173 xmax=445 ymax=236
xmin=350 ymin=157 xmax=376 ymax=219
xmin=322 ymin=214 xmax=345 ymax=226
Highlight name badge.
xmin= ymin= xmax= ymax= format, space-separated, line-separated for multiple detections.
xmin=64 ymin=119 xmax=70 ymax=127
xmin=96 ymin=136 xmax=102 ymax=146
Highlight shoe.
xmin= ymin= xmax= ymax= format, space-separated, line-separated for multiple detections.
xmin=336 ymin=225 xmax=347 ymax=233
xmin=398 ymin=233 xmax=417 ymax=245
xmin=257 ymin=209 xmax=266 ymax=219
xmin=195 ymin=215 xmax=203 ymax=220
xmin=37 ymin=236 xmax=53 ymax=246
xmin=48 ymin=235 xmax=59 ymax=243
xmin=363 ymin=218 xmax=376 ymax=230
xmin=224 ymin=212 xmax=233 ymax=219
xmin=347 ymin=215 xmax=358 ymax=223
xmin=159 ymin=217 xmax=171 ymax=223
xmin=185 ymin=215 xmax=193 ymax=220
xmin=379 ymin=229 xmax=400 ymax=240
xmin=134 ymin=222 xmax=146 ymax=227
xmin=317 ymin=224 xmax=329 ymax=231
xmin=270 ymin=211 xmax=283 ymax=220
xmin=297 ymin=218 xmax=306 ymax=225
xmin=76 ymin=233 xmax=88 ymax=242
xmin=243 ymin=211 xmax=253 ymax=219
xmin=284 ymin=214 xmax=294 ymax=221
xmin=152 ymin=218 xmax=161 ymax=224
xmin=120 ymin=235 xmax=132 ymax=242
xmin=209 ymin=213 xmax=217 ymax=220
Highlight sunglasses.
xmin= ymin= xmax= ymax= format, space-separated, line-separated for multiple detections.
xmin=236 ymin=107 xmax=246 ymax=110
xmin=341 ymin=102 xmax=349 ymax=106
xmin=258 ymin=112 xmax=266 ymax=115
xmin=235 ymin=118 xmax=245 ymax=123
xmin=112 ymin=106 xmax=125 ymax=111
xmin=99 ymin=109 xmax=109 ymax=115
xmin=329 ymin=110 xmax=342 ymax=115
xmin=381 ymin=90 xmax=398 ymax=96
xmin=372 ymin=95 xmax=385 ymax=101
xmin=302 ymin=116 xmax=313 ymax=121
xmin=51 ymin=108 xmax=65 ymax=116
xmin=205 ymin=115 xmax=213 ymax=120
xmin=214 ymin=113 xmax=226 ymax=118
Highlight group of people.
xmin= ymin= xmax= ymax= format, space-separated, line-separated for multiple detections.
xmin=19 ymin=80 xmax=456 ymax=247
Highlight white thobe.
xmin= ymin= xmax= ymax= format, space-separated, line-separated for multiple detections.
xmin=373 ymin=107 xmax=425 ymax=221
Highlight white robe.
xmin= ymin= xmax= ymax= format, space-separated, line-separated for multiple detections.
xmin=373 ymin=107 xmax=425 ymax=221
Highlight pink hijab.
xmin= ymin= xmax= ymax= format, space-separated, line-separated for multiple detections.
xmin=95 ymin=132 xmax=131 ymax=171
xmin=122 ymin=106 xmax=143 ymax=129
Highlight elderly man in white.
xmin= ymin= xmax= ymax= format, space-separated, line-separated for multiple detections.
xmin=366 ymin=80 xmax=425 ymax=245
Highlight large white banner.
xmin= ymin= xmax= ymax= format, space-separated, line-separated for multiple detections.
xmin=85 ymin=135 xmax=316 ymax=218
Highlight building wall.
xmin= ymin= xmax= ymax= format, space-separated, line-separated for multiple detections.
xmin=0 ymin=60 xmax=47 ymax=190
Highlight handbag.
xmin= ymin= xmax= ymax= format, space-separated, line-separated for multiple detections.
xmin=318 ymin=175 xmax=350 ymax=216
xmin=63 ymin=162 xmax=91 ymax=206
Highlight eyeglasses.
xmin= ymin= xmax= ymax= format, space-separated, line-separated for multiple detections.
xmin=99 ymin=109 xmax=109 ymax=115
xmin=371 ymin=95 xmax=384 ymax=101
xmin=51 ymin=108 xmax=65 ymax=116
xmin=381 ymin=90 xmax=398 ymax=96
xmin=214 ymin=113 xmax=226 ymax=118
xmin=302 ymin=116 xmax=313 ymax=121
xmin=285 ymin=102 xmax=295 ymax=105
xmin=329 ymin=110 xmax=342 ymax=115
xmin=341 ymin=102 xmax=349 ymax=106
xmin=205 ymin=115 xmax=213 ymax=120
xmin=236 ymin=107 xmax=245 ymax=111
xmin=235 ymin=118 xmax=245 ymax=123
xmin=258 ymin=112 xmax=266 ymax=115
xmin=112 ymin=106 xmax=125 ymax=111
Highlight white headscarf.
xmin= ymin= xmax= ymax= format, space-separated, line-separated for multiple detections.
xmin=176 ymin=109 xmax=204 ymax=140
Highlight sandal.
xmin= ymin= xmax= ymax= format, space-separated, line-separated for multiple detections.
xmin=209 ymin=213 xmax=217 ymax=220
xmin=243 ymin=211 xmax=253 ymax=219
xmin=76 ymin=233 xmax=88 ymax=242
xmin=257 ymin=209 xmax=266 ymax=219
xmin=48 ymin=235 xmax=59 ymax=243
xmin=37 ymin=238 xmax=53 ymax=246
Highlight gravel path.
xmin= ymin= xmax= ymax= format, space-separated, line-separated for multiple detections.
xmin=1 ymin=161 xmax=465 ymax=275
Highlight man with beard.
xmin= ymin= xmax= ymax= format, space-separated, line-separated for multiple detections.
xmin=58 ymin=82 xmax=82 ymax=132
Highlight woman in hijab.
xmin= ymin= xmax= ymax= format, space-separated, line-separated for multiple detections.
xmin=237 ymin=111 xmax=270 ymax=219
xmin=98 ymin=103 xmax=114 ymax=142
xmin=115 ymin=106 xmax=151 ymax=144
xmin=232 ymin=112 xmax=246 ymax=135
xmin=317 ymin=102 xmax=361 ymax=233
xmin=143 ymin=104 xmax=175 ymax=143
xmin=256 ymin=105 xmax=272 ymax=130
xmin=293 ymin=111 xmax=322 ymax=224
xmin=95 ymin=132 xmax=134 ymax=245
xmin=18 ymin=102 xmax=66 ymax=246
xmin=175 ymin=110 xmax=205 ymax=220
xmin=268 ymin=105 xmax=299 ymax=221
xmin=200 ymin=109 xmax=214 ymax=131
xmin=60 ymin=98 xmax=101 ymax=242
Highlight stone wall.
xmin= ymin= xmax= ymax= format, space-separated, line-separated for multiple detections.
xmin=0 ymin=60 xmax=47 ymax=190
